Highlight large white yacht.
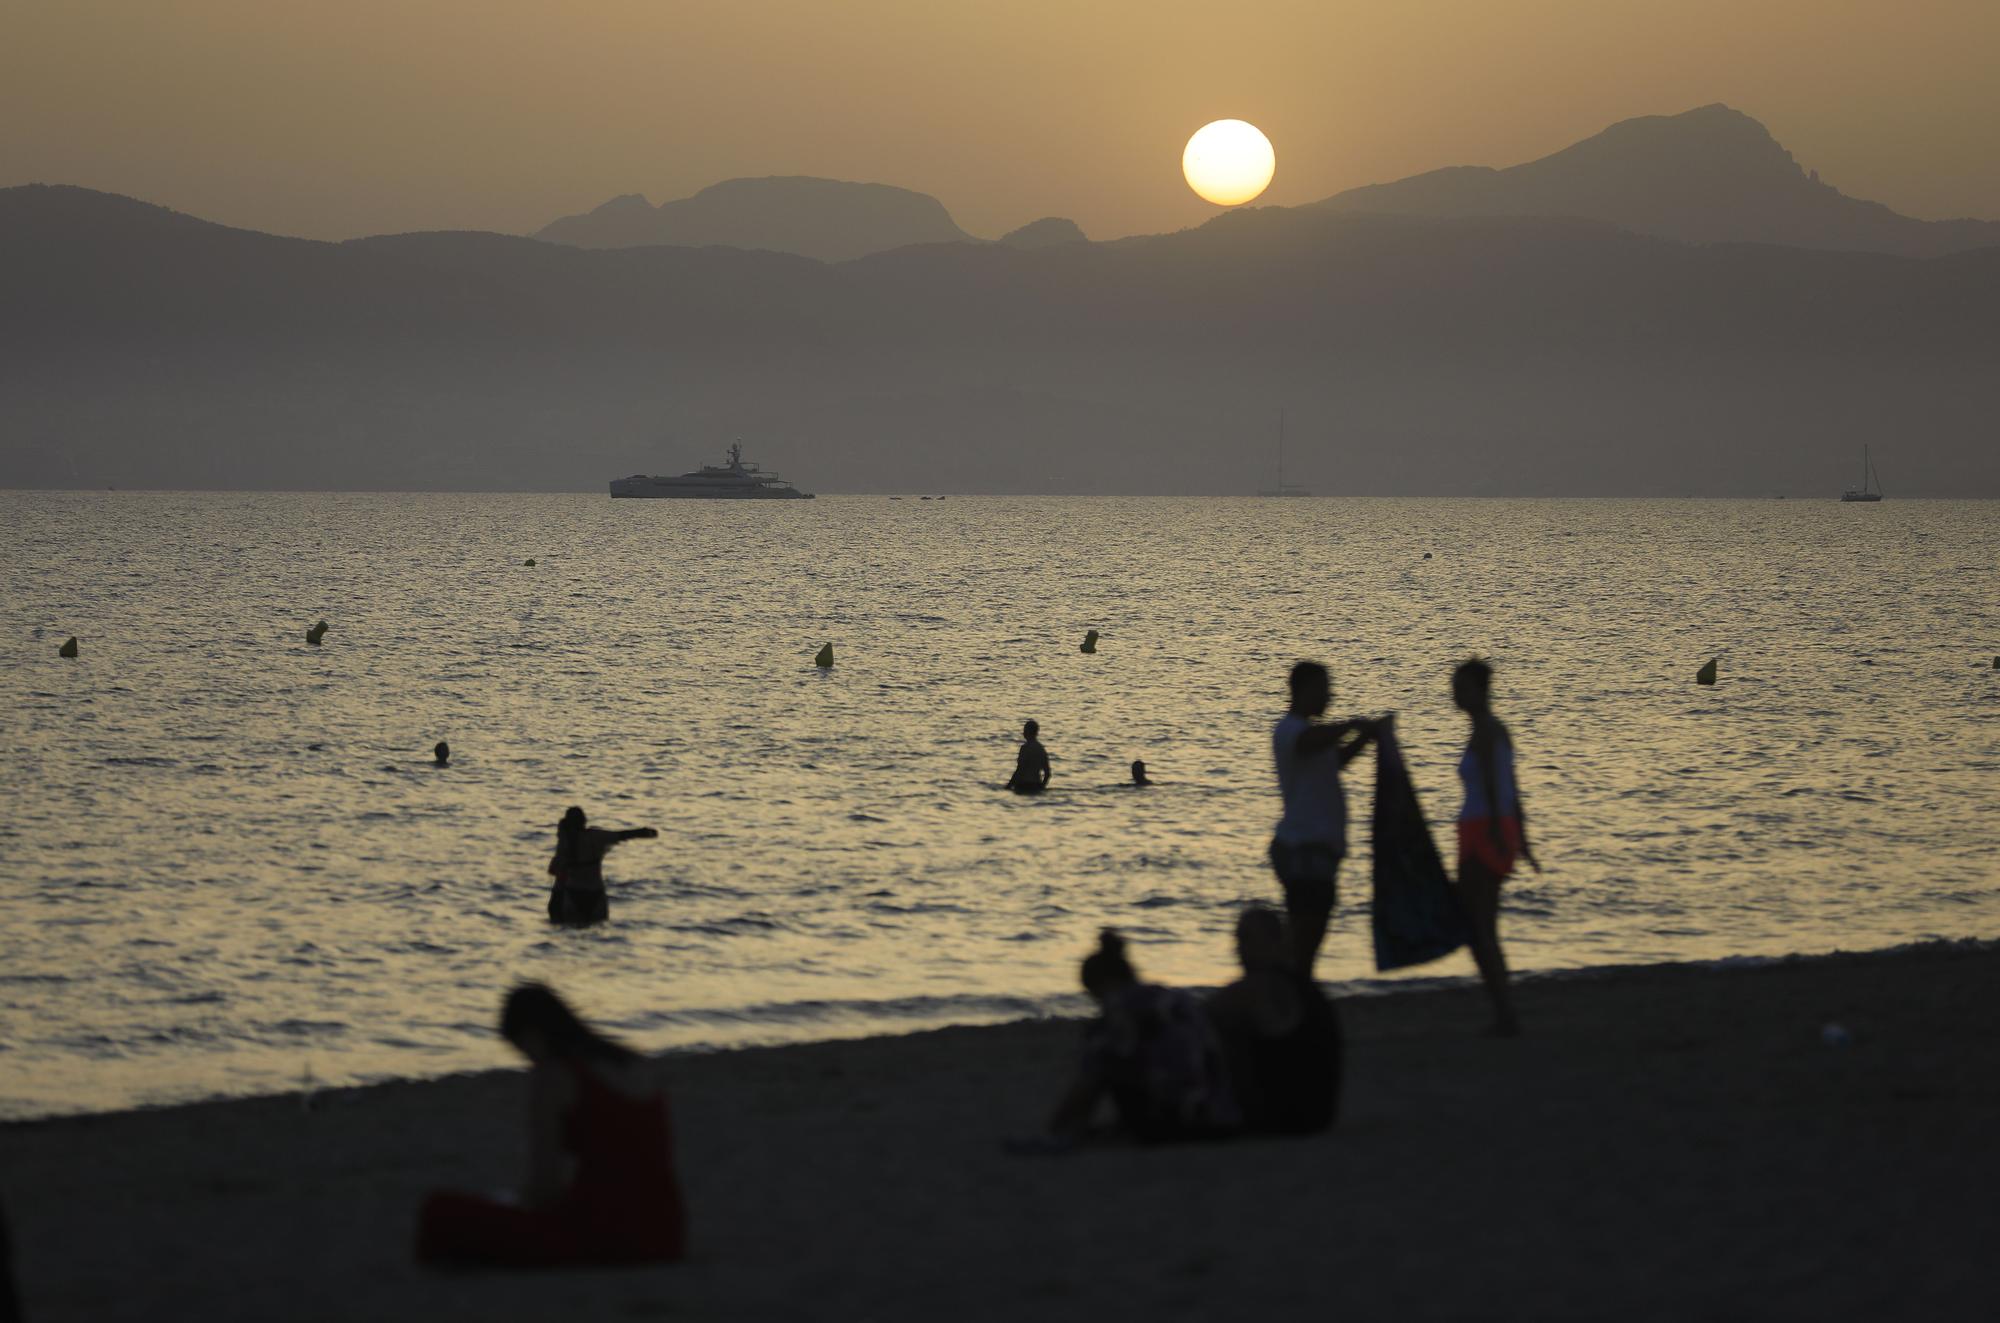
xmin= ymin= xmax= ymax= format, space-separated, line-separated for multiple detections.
xmin=610 ymin=442 xmax=814 ymax=499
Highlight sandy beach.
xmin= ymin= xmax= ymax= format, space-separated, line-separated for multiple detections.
xmin=4 ymin=940 xmax=1995 ymax=1321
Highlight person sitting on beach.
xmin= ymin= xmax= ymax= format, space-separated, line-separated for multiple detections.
xmin=1047 ymin=930 xmax=1238 ymax=1143
xmin=1130 ymin=759 xmax=1151 ymax=786
xmin=416 ymin=983 xmax=686 ymax=1268
xmin=1452 ymin=658 xmax=1540 ymax=1037
xmin=1207 ymin=905 xmax=1342 ymax=1134
xmin=1007 ymin=720 xmax=1052 ymax=794
xmin=1270 ymin=661 xmax=1378 ymax=973
xmin=546 ymin=807 xmax=658 ymax=924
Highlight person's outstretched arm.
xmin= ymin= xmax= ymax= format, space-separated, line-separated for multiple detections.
xmin=1333 ymin=720 xmax=1379 ymax=769
xmin=617 ymin=827 xmax=659 ymax=843
xmin=1296 ymin=717 xmax=1372 ymax=758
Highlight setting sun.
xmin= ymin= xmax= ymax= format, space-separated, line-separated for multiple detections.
xmin=1182 ymin=119 xmax=1276 ymax=205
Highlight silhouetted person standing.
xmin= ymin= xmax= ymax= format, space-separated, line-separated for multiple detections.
xmin=1008 ymin=720 xmax=1052 ymax=793
xmin=1452 ymin=658 xmax=1538 ymax=1036
xmin=1270 ymin=662 xmax=1377 ymax=972
xmin=547 ymin=807 xmax=658 ymax=924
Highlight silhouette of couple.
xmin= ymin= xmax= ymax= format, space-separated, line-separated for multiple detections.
xmin=1271 ymin=658 xmax=1538 ymax=1035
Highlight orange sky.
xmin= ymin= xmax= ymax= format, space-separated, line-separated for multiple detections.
xmin=5 ymin=0 xmax=1997 ymax=241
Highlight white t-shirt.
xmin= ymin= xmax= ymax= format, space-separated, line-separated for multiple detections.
xmin=1273 ymin=712 xmax=1348 ymax=849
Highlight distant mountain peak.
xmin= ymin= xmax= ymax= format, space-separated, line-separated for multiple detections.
xmin=535 ymin=176 xmax=972 ymax=262
xmin=998 ymin=216 xmax=1087 ymax=249
xmin=1315 ymin=104 xmax=2000 ymax=257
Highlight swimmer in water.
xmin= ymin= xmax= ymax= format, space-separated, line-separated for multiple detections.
xmin=434 ymin=741 xmax=450 ymax=766
xmin=1130 ymin=759 xmax=1151 ymax=786
xmin=546 ymin=807 xmax=659 ymax=924
xmin=1007 ymin=720 xmax=1052 ymax=794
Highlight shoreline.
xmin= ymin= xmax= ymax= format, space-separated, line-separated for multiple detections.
xmin=6 ymin=935 xmax=1993 ymax=1125
xmin=6 ymin=938 xmax=1998 ymax=1319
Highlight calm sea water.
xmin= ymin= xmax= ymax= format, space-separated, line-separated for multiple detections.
xmin=1 ymin=492 xmax=1995 ymax=1118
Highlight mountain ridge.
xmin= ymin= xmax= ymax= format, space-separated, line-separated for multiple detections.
xmin=535 ymin=175 xmax=973 ymax=261
xmin=1314 ymin=103 xmax=2000 ymax=257
xmin=4 ymin=181 xmax=1995 ymax=496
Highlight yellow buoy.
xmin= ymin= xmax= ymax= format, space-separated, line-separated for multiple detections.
xmin=814 ymin=643 xmax=834 ymax=669
xmin=1696 ymin=658 xmax=1717 ymax=685
xmin=58 ymin=636 xmax=78 ymax=658
xmin=306 ymin=620 xmax=328 ymax=646
xmin=1080 ymin=629 xmax=1100 ymax=655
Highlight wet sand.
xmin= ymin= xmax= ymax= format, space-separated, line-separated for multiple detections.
xmin=4 ymin=941 xmax=1995 ymax=1321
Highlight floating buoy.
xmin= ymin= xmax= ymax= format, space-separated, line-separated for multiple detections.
xmin=1992 ymin=655 xmax=1998 ymax=669
xmin=58 ymin=636 xmax=78 ymax=658
xmin=306 ymin=620 xmax=328 ymax=646
xmin=524 ymin=558 xmax=537 ymax=567
xmin=433 ymin=741 xmax=450 ymax=766
xmin=1423 ymin=552 xmax=1432 ymax=559
xmin=1080 ymin=629 xmax=1099 ymax=655
xmin=1695 ymin=658 xmax=1717 ymax=686
xmin=814 ymin=642 xmax=834 ymax=669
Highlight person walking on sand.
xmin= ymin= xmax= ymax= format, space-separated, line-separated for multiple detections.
xmin=546 ymin=807 xmax=658 ymax=924
xmin=416 ymin=983 xmax=686 ymax=1267
xmin=1007 ymin=719 xmax=1052 ymax=794
xmin=1270 ymin=661 xmax=1377 ymax=973
xmin=1452 ymin=658 xmax=1539 ymax=1036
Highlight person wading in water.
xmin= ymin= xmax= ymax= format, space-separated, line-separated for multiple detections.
xmin=1007 ymin=720 xmax=1052 ymax=794
xmin=546 ymin=807 xmax=658 ymax=924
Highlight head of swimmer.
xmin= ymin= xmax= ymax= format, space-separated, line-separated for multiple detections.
xmin=1079 ymin=929 xmax=1136 ymax=1004
xmin=1288 ymin=661 xmax=1330 ymax=717
xmin=1452 ymin=657 xmax=1493 ymax=716
xmin=1130 ymin=759 xmax=1149 ymax=785
xmin=1021 ymin=719 xmax=1039 ymax=744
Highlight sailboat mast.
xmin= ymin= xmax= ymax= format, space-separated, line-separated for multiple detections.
xmin=1278 ymin=409 xmax=1286 ymax=488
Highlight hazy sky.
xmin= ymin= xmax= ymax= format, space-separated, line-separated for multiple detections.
xmin=7 ymin=0 xmax=1998 ymax=242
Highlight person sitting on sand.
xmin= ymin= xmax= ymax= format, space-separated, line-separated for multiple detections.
xmin=546 ymin=807 xmax=658 ymax=924
xmin=1452 ymin=658 xmax=1539 ymax=1037
xmin=1270 ymin=661 xmax=1378 ymax=973
xmin=1047 ymin=930 xmax=1237 ymax=1143
xmin=1130 ymin=759 xmax=1151 ymax=786
xmin=1007 ymin=720 xmax=1052 ymax=794
xmin=416 ymin=983 xmax=686 ymax=1268
xmin=1207 ymin=905 xmax=1342 ymax=1134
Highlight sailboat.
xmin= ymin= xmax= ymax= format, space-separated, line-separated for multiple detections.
xmin=1839 ymin=445 xmax=1884 ymax=502
xmin=1257 ymin=410 xmax=1311 ymax=498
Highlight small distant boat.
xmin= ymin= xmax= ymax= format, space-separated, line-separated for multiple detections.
xmin=611 ymin=442 xmax=814 ymax=499
xmin=1840 ymin=445 xmax=1884 ymax=503
xmin=1257 ymin=410 xmax=1311 ymax=498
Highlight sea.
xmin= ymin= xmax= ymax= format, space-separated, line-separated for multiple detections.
xmin=2 ymin=492 xmax=1995 ymax=1119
